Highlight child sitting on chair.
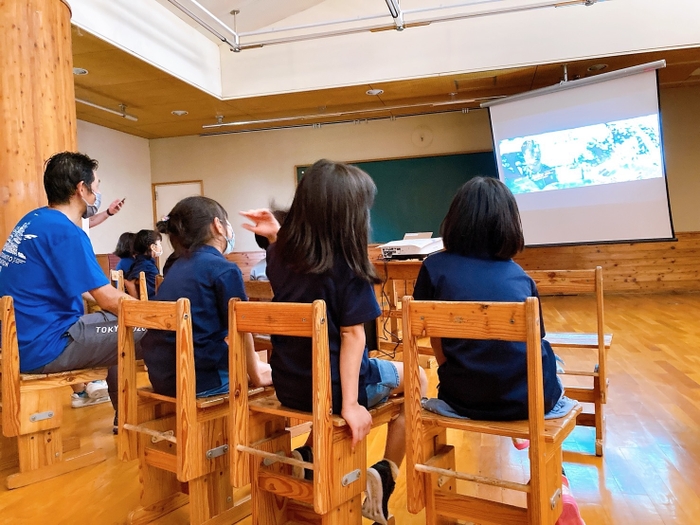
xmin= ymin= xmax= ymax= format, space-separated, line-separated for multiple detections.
xmin=412 ymin=176 xmax=584 ymax=525
xmin=125 ymin=229 xmax=161 ymax=299
xmin=113 ymin=231 xmax=136 ymax=274
xmin=242 ymin=159 xmax=427 ymax=525
xmin=141 ymin=196 xmax=271 ymax=398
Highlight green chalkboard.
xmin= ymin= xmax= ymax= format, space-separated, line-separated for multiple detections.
xmin=296 ymin=152 xmax=498 ymax=243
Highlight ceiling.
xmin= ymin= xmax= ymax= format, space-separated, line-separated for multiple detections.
xmin=72 ymin=25 xmax=700 ymax=139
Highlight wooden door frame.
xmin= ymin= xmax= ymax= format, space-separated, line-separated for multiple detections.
xmin=151 ymin=180 xmax=204 ymax=226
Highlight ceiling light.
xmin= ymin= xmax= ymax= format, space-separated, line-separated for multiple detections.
xmin=587 ymin=63 xmax=608 ymax=72
xmin=366 ymin=89 xmax=384 ymax=96
xmin=76 ymin=99 xmax=138 ymax=121
xmin=73 ymin=67 xmax=89 ymax=76
xmin=171 ymin=110 xmax=189 ymax=116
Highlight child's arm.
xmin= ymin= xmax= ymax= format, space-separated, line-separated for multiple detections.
xmin=245 ymin=333 xmax=272 ymax=387
xmin=339 ymin=323 xmax=373 ymax=449
xmin=430 ymin=337 xmax=447 ymax=366
xmin=239 ymin=209 xmax=280 ymax=243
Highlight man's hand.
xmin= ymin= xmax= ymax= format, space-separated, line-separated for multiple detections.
xmin=108 ymin=198 xmax=125 ymax=216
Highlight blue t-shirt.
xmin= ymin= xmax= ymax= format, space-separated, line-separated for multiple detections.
xmin=126 ymin=255 xmax=159 ymax=299
xmin=266 ymin=244 xmax=381 ymax=414
xmin=0 ymin=207 xmax=109 ymax=371
xmin=413 ymin=252 xmax=562 ymax=421
xmin=141 ymin=245 xmax=246 ymax=396
xmin=115 ymin=256 xmax=135 ymax=275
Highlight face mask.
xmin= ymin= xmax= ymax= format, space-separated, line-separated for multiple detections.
xmin=153 ymin=242 xmax=163 ymax=258
xmin=82 ymin=191 xmax=101 ymax=219
xmin=224 ymin=221 xmax=235 ymax=255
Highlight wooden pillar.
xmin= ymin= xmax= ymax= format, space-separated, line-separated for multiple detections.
xmin=0 ymin=0 xmax=77 ymax=243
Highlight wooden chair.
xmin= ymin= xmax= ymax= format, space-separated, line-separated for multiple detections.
xmin=138 ymin=271 xmax=148 ymax=301
xmin=529 ymin=267 xmax=611 ymax=456
xmin=111 ymin=269 xmax=125 ymax=292
xmin=229 ymin=299 xmax=403 ymax=525
xmin=403 ymin=296 xmax=582 ymax=525
xmin=0 ymin=296 xmax=106 ymax=489
xmin=117 ymin=297 xmax=252 ymax=525
xmin=155 ymin=274 xmax=164 ymax=294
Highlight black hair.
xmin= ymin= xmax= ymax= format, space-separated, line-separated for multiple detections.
xmin=43 ymin=152 xmax=98 ymax=206
xmin=133 ymin=229 xmax=162 ymax=257
xmin=440 ymin=176 xmax=524 ymax=261
xmin=255 ymin=209 xmax=288 ymax=250
xmin=276 ymin=159 xmax=378 ymax=283
xmin=161 ymin=196 xmax=228 ymax=255
xmin=113 ymin=232 xmax=136 ymax=258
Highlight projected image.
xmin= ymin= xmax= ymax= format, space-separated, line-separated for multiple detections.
xmin=499 ymin=114 xmax=663 ymax=195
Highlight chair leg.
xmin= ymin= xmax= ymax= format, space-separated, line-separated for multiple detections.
xmin=5 ymin=429 xmax=105 ymax=489
xmin=0 ymin=431 xmax=18 ymax=471
xmin=425 ymin=444 xmax=458 ymax=525
xmin=594 ymin=377 xmax=605 ymax=457
xmin=189 ymin=468 xmax=251 ymax=525
xmin=542 ymin=447 xmax=564 ymax=525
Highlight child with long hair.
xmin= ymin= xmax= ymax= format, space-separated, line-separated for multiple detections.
xmin=242 ymin=159 xmax=427 ymax=525
xmin=141 ymin=196 xmax=271 ymax=399
xmin=412 ymin=176 xmax=584 ymax=525
xmin=125 ymin=229 xmax=161 ymax=299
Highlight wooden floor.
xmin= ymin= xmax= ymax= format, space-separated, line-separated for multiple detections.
xmin=1 ymin=292 xmax=699 ymax=524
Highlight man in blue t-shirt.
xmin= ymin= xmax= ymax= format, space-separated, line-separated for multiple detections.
xmin=0 ymin=152 xmax=141 ymax=425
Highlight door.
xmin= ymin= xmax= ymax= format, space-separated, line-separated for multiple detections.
xmin=152 ymin=181 xmax=203 ymax=272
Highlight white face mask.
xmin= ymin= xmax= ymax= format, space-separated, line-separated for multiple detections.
xmin=224 ymin=220 xmax=235 ymax=255
xmin=152 ymin=241 xmax=163 ymax=258
xmin=82 ymin=191 xmax=101 ymax=219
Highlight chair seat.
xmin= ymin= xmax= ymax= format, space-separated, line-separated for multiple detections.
xmin=546 ymin=331 xmax=612 ymax=348
xmin=421 ymin=403 xmax=582 ymax=445
xmin=249 ymin=393 xmax=403 ymax=428
xmin=137 ymin=385 xmax=272 ymax=409
xmin=19 ymin=367 xmax=108 ymax=385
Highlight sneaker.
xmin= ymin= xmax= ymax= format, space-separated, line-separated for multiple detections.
xmin=557 ymin=475 xmax=586 ymax=525
xmin=362 ymin=459 xmax=399 ymax=525
xmin=85 ymin=379 xmax=108 ymax=399
xmin=71 ymin=390 xmax=110 ymax=409
xmin=291 ymin=445 xmax=314 ymax=480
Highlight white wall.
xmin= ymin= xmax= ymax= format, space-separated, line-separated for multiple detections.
xmin=77 ymin=120 xmax=154 ymax=254
xmin=150 ymin=110 xmax=493 ymax=251
xmin=149 ymin=86 xmax=700 ymax=248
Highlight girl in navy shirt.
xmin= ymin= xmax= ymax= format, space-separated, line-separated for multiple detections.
xmin=113 ymin=231 xmax=136 ymax=274
xmin=413 ymin=176 xmax=563 ymax=420
xmin=241 ymin=159 xmax=426 ymax=525
xmin=141 ymin=196 xmax=271 ymax=398
xmin=125 ymin=229 xmax=161 ymax=299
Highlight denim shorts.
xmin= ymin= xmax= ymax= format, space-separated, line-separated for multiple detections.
xmin=365 ymin=358 xmax=400 ymax=408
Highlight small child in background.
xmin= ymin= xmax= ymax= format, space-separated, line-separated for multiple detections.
xmin=113 ymin=231 xmax=136 ymax=274
xmin=125 ymin=229 xmax=161 ymax=299
xmin=242 ymin=159 xmax=427 ymax=525
xmin=412 ymin=176 xmax=584 ymax=525
xmin=141 ymin=196 xmax=271 ymax=399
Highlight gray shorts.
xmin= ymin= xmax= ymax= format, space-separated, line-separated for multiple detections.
xmin=30 ymin=311 xmax=145 ymax=373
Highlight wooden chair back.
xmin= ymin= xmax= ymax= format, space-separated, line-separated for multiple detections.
xmin=110 ymin=269 xmax=124 ymax=292
xmin=229 ymin=299 xmax=334 ymax=513
xmin=244 ymin=280 xmax=273 ymax=301
xmin=403 ymin=296 xmax=580 ymax=524
xmin=138 ymin=271 xmax=148 ymax=301
xmin=1 ymin=296 xmax=106 ymax=489
xmin=155 ymin=274 xmax=164 ymax=294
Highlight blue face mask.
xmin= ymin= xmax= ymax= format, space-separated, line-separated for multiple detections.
xmin=224 ymin=221 xmax=235 ymax=255
xmin=82 ymin=191 xmax=101 ymax=219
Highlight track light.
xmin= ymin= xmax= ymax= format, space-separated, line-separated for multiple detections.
xmin=76 ymin=99 xmax=138 ymax=122
xmin=384 ymin=0 xmax=404 ymax=30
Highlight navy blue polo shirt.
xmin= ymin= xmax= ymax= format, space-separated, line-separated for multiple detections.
xmin=115 ymin=256 xmax=135 ymax=275
xmin=413 ymin=252 xmax=562 ymax=421
xmin=141 ymin=245 xmax=246 ymax=396
xmin=266 ymin=244 xmax=381 ymax=414
xmin=126 ymin=255 xmax=159 ymax=299
xmin=0 ymin=207 xmax=108 ymax=371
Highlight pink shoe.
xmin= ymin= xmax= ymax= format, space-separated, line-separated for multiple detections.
xmin=556 ymin=476 xmax=585 ymax=525
xmin=512 ymin=438 xmax=530 ymax=450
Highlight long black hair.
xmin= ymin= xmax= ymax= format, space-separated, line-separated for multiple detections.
xmin=276 ymin=159 xmax=378 ymax=283
xmin=440 ymin=176 xmax=524 ymax=260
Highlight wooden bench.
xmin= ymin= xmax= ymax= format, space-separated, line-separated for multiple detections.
xmin=0 ymin=296 xmax=107 ymax=489
xmin=529 ymin=267 xmax=611 ymax=456
xmin=117 ymin=298 xmax=251 ymax=525
xmin=229 ymin=299 xmax=402 ymax=524
xmin=403 ymin=296 xmax=582 ymax=524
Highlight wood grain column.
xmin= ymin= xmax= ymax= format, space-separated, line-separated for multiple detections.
xmin=0 ymin=0 xmax=76 ymax=243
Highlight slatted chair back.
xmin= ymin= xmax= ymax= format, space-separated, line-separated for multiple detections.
xmin=528 ymin=266 xmax=610 ymax=456
xmin=138 ymin=271 xmax=148 ymax=301
xmin=1 ymin=296 xmax=106 ymax=489
xmin=111 ymin=269 xmax=124 ymax=292
xmin=229 ymin=299 xmax=334 ymax=514
xmin=403 ymin=296 xmax=580 ymax=524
